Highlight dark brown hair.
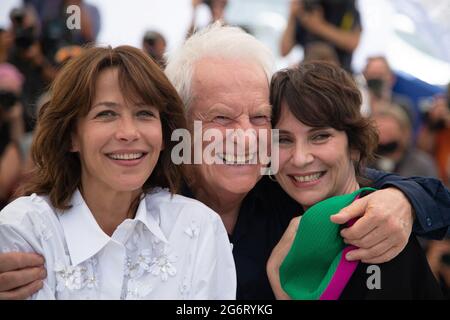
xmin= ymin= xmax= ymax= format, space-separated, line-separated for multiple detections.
xmin=20 ymin=45 xmax=187 ymax=210
xmin=270 ymin=61 xmax=378 ymax=176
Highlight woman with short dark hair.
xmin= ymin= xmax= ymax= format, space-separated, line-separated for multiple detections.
xmin=267 ymin=62 xmax=442 ymax=299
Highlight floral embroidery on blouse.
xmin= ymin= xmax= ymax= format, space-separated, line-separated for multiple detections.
xmin=54 ymin=258 xmax=98 ymax=292
xmin=148 ymin=247 xmax=178 ymax=282
xmin=0 ymin=190 xmax=237 ymax=299
xmin=124 ymin=249 xmax=153 ymax=279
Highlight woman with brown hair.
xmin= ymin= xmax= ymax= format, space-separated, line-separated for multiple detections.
xmin=266 ymin=61 xmax=442 ymax=299
xmin=0 ymin=45 xmax=236 ymax=299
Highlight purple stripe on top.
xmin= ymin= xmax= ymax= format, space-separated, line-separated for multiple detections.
xmin=320 ymin=194 xmax=362 ymax=300
xmin=319 ymin=245 xmax=359 ymax=300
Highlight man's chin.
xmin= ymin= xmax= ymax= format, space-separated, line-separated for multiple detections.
xmin=218 ymin=176 xmax=259 ymax=195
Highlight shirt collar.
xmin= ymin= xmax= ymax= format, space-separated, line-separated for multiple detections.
xmin=134 ymin=194 xmax=168 ymax=244
xmin=58 ymin=190 xmax=169 ymax=266
xmin=58 ymin=190 xmax=110 ymax=266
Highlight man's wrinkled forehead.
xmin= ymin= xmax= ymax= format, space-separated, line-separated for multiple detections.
xmin=192 ymin=57 xmax=268 ymax=87
xmin=190 ymin=57 xmax=269 ymax=105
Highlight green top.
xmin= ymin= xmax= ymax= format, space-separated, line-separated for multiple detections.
xmin=280 ymin=187 xmax=376 ymax=300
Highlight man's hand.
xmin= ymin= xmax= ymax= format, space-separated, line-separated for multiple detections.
xmin=0 ymin=252 xmax=46 ymax=300
xmin=331 ymin=188 xmax=414 ymax=264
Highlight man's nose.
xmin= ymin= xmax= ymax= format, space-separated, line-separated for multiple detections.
xmin=231 ymin=118 xmax=258 ymax=153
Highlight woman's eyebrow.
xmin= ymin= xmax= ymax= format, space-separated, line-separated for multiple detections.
xmin=91 ymin=101 xmax=120 ymax=109
xmin=308 ymin=127 xmax=330 ymax=133
xmin=278 ymin=129 xmax=292 ymax=135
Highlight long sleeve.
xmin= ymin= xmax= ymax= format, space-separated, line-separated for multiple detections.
xmin=0 ymin=213 xmax=56 ymax=299
xmin=365 ymin=168 xmax=450 ymax=239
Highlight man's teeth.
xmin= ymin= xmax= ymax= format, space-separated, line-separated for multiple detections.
xmin=219 ymin=153 xmax=256 ymax=164
xmin=293 ymin=172 xmax=323 ymax=183
xmin=108 ymin=153 xmax=144 ymax=160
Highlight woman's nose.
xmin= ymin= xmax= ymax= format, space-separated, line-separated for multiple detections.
xmin=115 ymin=117 xmax=140 ymax=142
xmin=291 ymin=143 xmax=314 ymax=167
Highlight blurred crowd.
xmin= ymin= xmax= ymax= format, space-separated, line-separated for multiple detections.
xmin=0 ymin=0 xmax=449 ymax=298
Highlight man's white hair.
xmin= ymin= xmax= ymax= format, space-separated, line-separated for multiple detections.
xmin=165 ymin=22 xmax=275 ymax=111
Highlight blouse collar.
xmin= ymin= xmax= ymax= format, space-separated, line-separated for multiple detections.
xmin=58 ymin=190 xmax=168 ymax=266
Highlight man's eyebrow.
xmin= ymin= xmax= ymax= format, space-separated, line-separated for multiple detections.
xmin=254 ymin=104 xmax=272 ymax=115
xmin=204 ymin=104 xmax=237 ymax=116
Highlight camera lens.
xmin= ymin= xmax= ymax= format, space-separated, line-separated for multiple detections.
xmin=10 ymin=8 xmax=25 ymax=25
xmin=15 ymin=26 xmax=36 ymax=50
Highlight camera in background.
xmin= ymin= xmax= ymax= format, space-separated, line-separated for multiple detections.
xmin=10 ymin=7 xmax=38 ymax=51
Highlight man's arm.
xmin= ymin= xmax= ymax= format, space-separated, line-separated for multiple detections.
xmin=366 ymin=168 xmax=450 ymax=238
xmin=331 ymin=168 xmax=450 ymax=264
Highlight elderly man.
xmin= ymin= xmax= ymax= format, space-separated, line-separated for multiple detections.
xmin=0 ymin=24 xmax=449 ymax=300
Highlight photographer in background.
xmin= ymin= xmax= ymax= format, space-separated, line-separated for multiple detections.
xmin=417 ymin=87 xmax=450 ymax=187
xmin=0 ymin=63 xmax=26 ymax=209
xmin=187 ymin=0 xmax=228 ymax=37
xmin=7 ymin=6 xmax=56 ymax=132
xmin=37 ymin=0 xmax=101 ymax=60
xmin=280 ymin=0 xmax=361 ymax=71
xmin=142 ymin=30 xmax=167 ymax=68
xmin=371 ymin=105 xmax=438 ymax=178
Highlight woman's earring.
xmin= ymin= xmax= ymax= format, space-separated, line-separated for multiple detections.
xmin=268 ymin=168 xmax=277 ymax=182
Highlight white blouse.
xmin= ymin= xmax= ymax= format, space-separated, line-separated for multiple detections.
xmin=0 ymin=189 xmax=236 ymax=300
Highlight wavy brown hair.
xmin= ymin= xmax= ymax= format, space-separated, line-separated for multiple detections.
xmin=270 ymin=61 xmax=378 ymax=176
xmin=20 ymin=45 xmax=187 ymax=210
